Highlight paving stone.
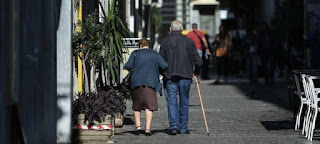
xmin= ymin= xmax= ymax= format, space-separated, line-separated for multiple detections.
xmin=114 ymin=75 xmax=317 ymax=144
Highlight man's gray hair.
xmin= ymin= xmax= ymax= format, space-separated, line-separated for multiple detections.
xmin=171 ymin=20 xmax=183 ymax=31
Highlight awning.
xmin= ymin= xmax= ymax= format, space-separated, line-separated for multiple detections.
xmin=190 ymin=0 xmax=220 ymax=15
xmin=182 ymin=30 xmax=207 ymax=35
xmin=190 ymin=0 xmax=220 ymax=6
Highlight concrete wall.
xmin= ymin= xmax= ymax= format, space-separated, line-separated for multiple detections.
xmin=189 ymin=4 xmax=220 ymax=41
xmin=200 ymin=15 xmax=215 ymax=40
xmin=56 ymin=0 xmax=72 ymax=143
xmin=190 ymin=7 xmax=201 ymax=28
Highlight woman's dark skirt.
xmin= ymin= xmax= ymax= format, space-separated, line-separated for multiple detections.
xmin=131 ymin=86 xmax=158 ymax=111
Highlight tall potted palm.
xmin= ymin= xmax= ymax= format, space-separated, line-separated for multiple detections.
xmin=72 ymin=0 xmax=130 ymax=141
xmin=73 ymin=1 xmax=129 ymax=91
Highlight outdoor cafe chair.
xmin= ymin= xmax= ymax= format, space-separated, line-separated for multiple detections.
xmin=292 ymin=70 xmax=320 ymax=132
xmin=294 ymin=73 xmax=307 ymax=131
xmin=305 ymin=75 xmax=320 ymax=141
xmin=301 ymin=74 xmax=312 ymax=136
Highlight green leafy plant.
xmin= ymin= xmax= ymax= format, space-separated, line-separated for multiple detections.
xmin=72 ymin=90 xmax=120 ymax=127
xmin=152 ymin=6 xmax=163 ymax=33
xmin=72 ymin=0 xmax=131 ymax=127
xmin=72 ymin=84 xmax=131 ymax=127
xmin=72 ymin=0 xmax=130 ymax=92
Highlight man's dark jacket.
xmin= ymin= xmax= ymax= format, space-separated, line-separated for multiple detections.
xmin=160 ymin=32 xmax=203 ymax=79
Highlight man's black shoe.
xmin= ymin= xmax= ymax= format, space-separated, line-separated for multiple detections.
xmin=169 ymin=129 xmax=178 ymax=135
xmin=178 ymin=130 xmax=190 ymax=134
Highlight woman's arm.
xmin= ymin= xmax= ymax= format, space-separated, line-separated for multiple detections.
xmin=124 ymin=51 xmax=136 ymax=70
xmin=157 ymin=54 xmax=168 ymax=70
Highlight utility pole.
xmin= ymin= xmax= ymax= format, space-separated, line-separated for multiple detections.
xmin=56 ymin=0 xmax=72 ymax=143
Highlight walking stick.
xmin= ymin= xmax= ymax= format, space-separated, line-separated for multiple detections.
xmin=194 ymin=75 xmax=210 ymax=135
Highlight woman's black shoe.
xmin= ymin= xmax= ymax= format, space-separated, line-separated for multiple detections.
xmin=134 ymin=126 xmax=142 ymax=135
xmin=145 ymin=130 xmax=152 ymax=136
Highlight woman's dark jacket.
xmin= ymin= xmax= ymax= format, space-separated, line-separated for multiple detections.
xmin=125 ymin=49 xmax=168 ymax=92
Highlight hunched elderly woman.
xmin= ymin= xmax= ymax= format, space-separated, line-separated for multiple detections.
xmin=125 ymin=37 xmax=168 ymax=136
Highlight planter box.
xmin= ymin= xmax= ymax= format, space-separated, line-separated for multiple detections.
xmin=76 ymin=129 xmax=113 ymax=136
xmin=114 ymin=113 xmax=124 ymax=128
xmin=73 ymin=114 xmax=115 ymax=143
xmin=77 ymin=114 xmax=113 ymax=125
xmin=73 ymin=130 xmax=114 ymax=143
xmin=77 ymin=113 xmax=123 ymax=128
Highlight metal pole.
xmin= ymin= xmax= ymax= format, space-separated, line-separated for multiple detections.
xmin=78 ymin=0 xmax=83 ymax=93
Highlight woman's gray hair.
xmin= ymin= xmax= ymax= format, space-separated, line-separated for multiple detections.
xmin=171 ymin=20 xmax=183 ymax=32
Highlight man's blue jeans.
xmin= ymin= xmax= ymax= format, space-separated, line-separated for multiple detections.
xmin=164 ymin=77 xmax=191 ymax=133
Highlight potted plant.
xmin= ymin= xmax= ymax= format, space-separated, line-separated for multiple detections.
xmin=72 ymin=0 xmax=130 ymax=93
xmin=72 ymin=89 xmax=122 ymax=126
xmin=72 ymin=84 xmax=130 ymax=134
xmin=71 ymin=90 xmax=117 ymax=142
xmin=71 ymin=0 xmax=131 ymax=142
xmin=104 ymin=84 xmax=131 ymax=127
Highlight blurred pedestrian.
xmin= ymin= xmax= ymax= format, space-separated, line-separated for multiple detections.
xmin=125 ymin=37 xmax=168 ymax=136
xmin=232 ymin=30 xmax=244 ymax=77
xmin=244 ymin=29 xmax=258 ymax=83
xmin=201 ymin=34 xmax=213 ymax=79
xmin=187 ymin=23 xmax=211 ymax=80
xmin=187 ymin=23 xmax=211 ymax=58
xmin=212 ymin=25 xmax=232 ymax=84
xmin=160 ymin=20 xmax=202 ymax=135
xmin=257 ymin=21 xmax=276 ymax=85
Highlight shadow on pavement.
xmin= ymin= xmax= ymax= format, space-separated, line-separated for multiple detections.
xmin=204 ymin=57 xmax=297 ymax=113
xmin=260 ymin=120 xmax=294 ymax=130
xmin=207 ymin=79 xmax=291 ymax=112
xmin=115 ymin=129 xmax=170 ymax=135
xmin=123 ymin=117 xmax=135 ymax=126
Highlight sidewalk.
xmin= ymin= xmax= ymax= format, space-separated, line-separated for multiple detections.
xmin=114 ymin=75 xmax=318 ymax=144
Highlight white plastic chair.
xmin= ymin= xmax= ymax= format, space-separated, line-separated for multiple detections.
xmin=305 ymin=75 xmax=320 ymax=141
xmin=294 ymin=73 xmax=307 ymax=131
xmin=301 ymin=74 xmax=312 ymax=136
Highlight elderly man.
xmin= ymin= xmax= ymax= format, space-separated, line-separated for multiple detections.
xmin=160 ymin=20 xmax=203 ymax=135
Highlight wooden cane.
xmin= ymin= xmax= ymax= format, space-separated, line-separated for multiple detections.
xmin=194 ymin=76 xmax=210 ymax=135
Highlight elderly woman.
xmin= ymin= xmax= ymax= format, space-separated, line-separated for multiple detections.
xmin=125 ymin=37 xmax=168 ymax=136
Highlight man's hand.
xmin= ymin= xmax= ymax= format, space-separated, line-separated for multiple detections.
xmin=193 ymin=74 xmax=199 ymax=78
xmin=205 ymin=49 xmax=211 ymax=55
xmin=216 ymin=36 xmax=220 ymax=42
xmin=159 ymin=75 xmax=163 ymax=80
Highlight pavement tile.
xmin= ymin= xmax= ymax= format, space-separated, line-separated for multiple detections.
xmin=114 ymin=76 xmax=317 ymax=144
